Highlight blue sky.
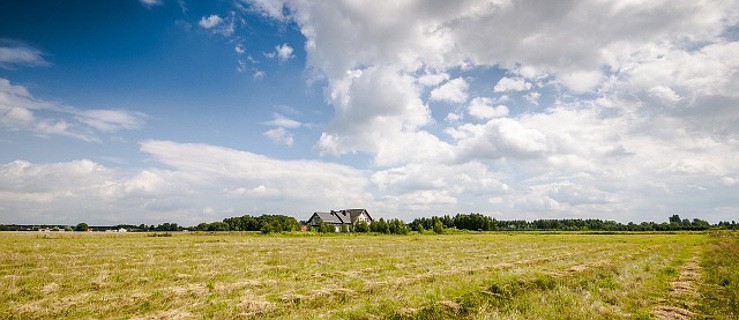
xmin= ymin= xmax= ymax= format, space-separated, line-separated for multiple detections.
xmin=1 ymin=0 xmax=738 ymax=225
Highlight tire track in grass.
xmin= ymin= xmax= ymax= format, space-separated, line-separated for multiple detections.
xmin=651 ymin=250 xmax=703 ymax=320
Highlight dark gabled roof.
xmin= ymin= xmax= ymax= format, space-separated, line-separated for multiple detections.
xmin=309 ymin=209 xmax=374 ymax=225
xmin=344 ymin=208 xmax=373 ymax=222
xmin=309 ymin=211 xmax=347 ymax=225
xmin=332 ymin=209 xmax=373 ymax=223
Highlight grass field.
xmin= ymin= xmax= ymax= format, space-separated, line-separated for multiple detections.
xmin=1 ymin=231 xmax=736 ymax=319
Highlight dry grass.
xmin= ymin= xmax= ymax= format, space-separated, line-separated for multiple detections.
xmin=0 ymin=231 xmax=717 ymax=319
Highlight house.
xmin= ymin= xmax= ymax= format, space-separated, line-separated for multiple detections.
xmin=308 ymin=209 xmax=373 ymax=232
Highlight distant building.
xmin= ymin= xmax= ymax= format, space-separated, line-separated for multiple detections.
xmin=308 ymin=209 xmax=373 ymax=232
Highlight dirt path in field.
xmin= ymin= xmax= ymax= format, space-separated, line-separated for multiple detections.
xmin=651 ymin=251 xmax=703 ymax=320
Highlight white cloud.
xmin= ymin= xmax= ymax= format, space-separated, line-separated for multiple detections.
xmin=76 ymin=109 xmax=146 ymax=132
xmin=263 ymin=127 xmax=294 ymax=146
xmin=275 ymin=43 xmax=294 ymax=61
xmin=417 ymin=72 xmax=450 ymax=87
xmin=452 ymin=117 xmax=548 ymax=161
xmin=139 ymin=0 xmax=162 ymax=8
xmin=524 ymin=91 xmax=541 ymax=105
xmin=430 ymin=77 xmax=469 ymax=103
xmin=0 ymin=78 xmax=146 ymax=141
xmin=722 ymin=177 xmax=737 ymax=186
xmin=262 ymin=113 xmax=302 ymax=146
xmin=493 ymin=77 xmax=531 ymax=92
xmin=647 ymin=85 xmax=681 ymax=103
xmin=198 ymin=13 xmax=238 ymax=36
xmin=199 ymin=15 xmax=223 ymax=29
xmin=445 ymin=112 xmax=462 ymax=123
xmin=467 ymin=97 xmax=508 ymax=119
xmin=253 ymin=69 xmax=266 ymax=79
xmin=0 ymin=141 xmax=374 ymax=224
xmin=263 ymin=113 xmax=301 ymax=128
xmin=0 ymin=40 xmax=49 ymax=68
xmin=236 ymin=0 xmax=739 ymax=222
xmin=315 ymin=66 xmax=433 ymax=160
xmin=235 ymin=44 xmax=245 ymax=54
xmin=558 ymin=70 xmax=604 ymax=93
xmin=138 ymin=140 xmax=371 ymax=211
xmin=243 ymin=0 xmax=287 ymax=20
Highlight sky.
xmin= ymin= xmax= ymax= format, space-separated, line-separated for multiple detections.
xmin=1 ymin=0 xmax=738 ymax=225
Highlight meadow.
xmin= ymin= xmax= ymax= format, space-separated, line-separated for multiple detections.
xmin=1 ymin=231 xmax=736 ymax=319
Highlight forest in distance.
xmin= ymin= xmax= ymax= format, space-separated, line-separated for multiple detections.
xmin=2 ymin=213 xmax=737 ymax=233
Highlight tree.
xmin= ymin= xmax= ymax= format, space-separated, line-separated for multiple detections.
xmin=318 ymin=222 xmax=336 ymax=233
xmin=389 ymin=219 xmax=410 ymax=235
xmin=74 ymin=223 xmax=89 ymax=232
xmin=433 ymin=221 xmax=444 ymax=234
xmin=207 ymin=222 xmax=228 ymax=231
xmin=416 ymin=223 xmax=425 ymax=234
xmin=371 ymin=218 xmax=390 ymax=234
xmin=691 ymin=218 xmax=710 ymax=230
xmin=354 ymin=221 xmax=370 ymax=232
xmin=260 ymin=223 xmax=274 ymax=234
xmin=669 ymin=214 xmax=682 ymax=224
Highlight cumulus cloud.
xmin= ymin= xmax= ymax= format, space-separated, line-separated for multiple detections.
xmin=558 ymin=70 xmax=604 ymax=93
xmin=417 ymin=72 xmax=450 ymax=87
xmin=198 ymin=13 xmax=238 ymax=36
xmin=199 ymin=15 xmax=223 ymax=29
xmin=275 ymin=43 xmax=294 ymax=61
xmin=467 ymin=97 xmax=509 ymax=119
xmin=493 ymin=77 xmax=531 ymax=92
xmin=232 ymin=0 xmax=739 ymax=221
xmin=315 ymin=66 xmax=433 ymax=160
xmin=430 ymin=77 xmax=469 ymax=103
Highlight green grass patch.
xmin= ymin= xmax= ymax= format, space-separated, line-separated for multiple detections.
xmin=699 ymin=231 xmax=739 ymax=319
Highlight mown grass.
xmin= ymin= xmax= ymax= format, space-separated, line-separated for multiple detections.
xmin=0 ymin=231 xmax=724 ymax=319
xmin=699 ymin=231 xmax=739 ymax=319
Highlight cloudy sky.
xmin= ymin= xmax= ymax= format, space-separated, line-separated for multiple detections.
xmin=1 ymin=0 xmax=738 ymax=225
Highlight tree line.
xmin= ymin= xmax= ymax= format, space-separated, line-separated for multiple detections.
xmin=409 ymin=213 xmax=736 ymax=232
xmin=1 ymin=213 xmax=736 ymax=233
xmin=195 ymin=214 xmax=300 ymax=233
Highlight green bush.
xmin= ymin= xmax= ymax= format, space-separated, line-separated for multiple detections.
xmin=433 ymin=221 xmax=444 ymax=234
xmin=318 ymin=221 xmax=336 ymax=233
xmin=354 ymin=221 xmax=370 ymax=232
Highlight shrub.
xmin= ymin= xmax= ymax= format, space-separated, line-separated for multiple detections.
xmin=433 ymin=221 xmax=444 ymax=234
xmin=354 ymin=221 xmax=370 ymax=232
xmin=318 ymin=222 xmax=336 ymax=233
xmin=260 ymin=223 xmax=274 ymax=234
